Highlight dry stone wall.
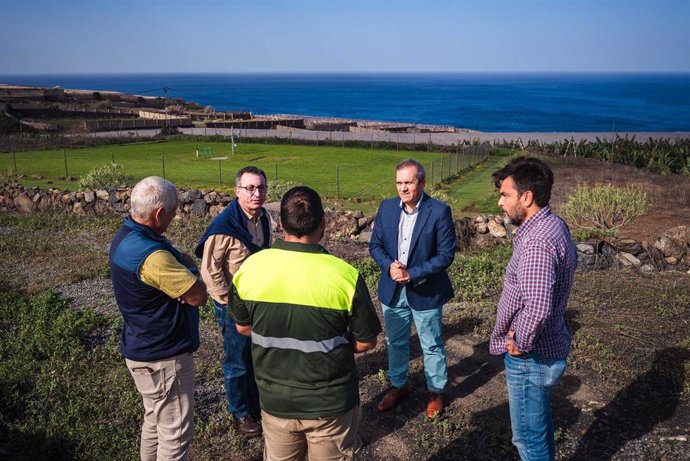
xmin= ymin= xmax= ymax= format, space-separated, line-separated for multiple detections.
xmin=1 ymin=182 xmax=688 ymax=273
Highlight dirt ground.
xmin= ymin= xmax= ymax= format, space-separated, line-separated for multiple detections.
xmin=18 ymin=155 xmax=690 ymax=460
xmin=549 ymin=156 xmax=690 ymax=243
xmin=320 ymin=158 xmax=690 ymax=460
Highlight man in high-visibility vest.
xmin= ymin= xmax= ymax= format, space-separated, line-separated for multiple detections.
xmin=229 ymin=186 xmax=382 ymax=460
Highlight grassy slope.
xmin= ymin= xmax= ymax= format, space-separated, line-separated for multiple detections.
xmin=441 ymin=148 xmax=512 ymax=215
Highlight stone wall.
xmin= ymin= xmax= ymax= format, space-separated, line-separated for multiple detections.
xmin=1 ymin=182 xmax=688 ymax=273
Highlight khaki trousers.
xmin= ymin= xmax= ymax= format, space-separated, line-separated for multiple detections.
xmin=126 ymin=352 xmax=195 ymax=461
xmin=261 ymin=406 xmax=362 ymax=461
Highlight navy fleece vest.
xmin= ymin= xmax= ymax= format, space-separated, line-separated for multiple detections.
xmin=109 ymin=216 xmax=199 ymax=361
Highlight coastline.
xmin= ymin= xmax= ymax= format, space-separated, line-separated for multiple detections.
xmin=3 ymin=73 xmax=690 ymax=133
xmin=177 ymin=126 xmax=690 ymax=145
xmin=3 ymin=82 xmax=689 ymax=143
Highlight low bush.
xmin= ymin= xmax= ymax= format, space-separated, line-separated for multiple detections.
xmin=0 ymin=288 xmax=139 ymax=460
xmin=266 ymin=179 xmax=299 ymax=203
xmin=0 ymin=168 xmax=23 ymax=183
xmin=448 ymin=245 xmax=512 ymax=302
xmin=78 ymin=162 xmax=133 ymax=191
xmin=351 ymin=257 xmax=381 ymax=291
xmin=560 ymin=183 xmax=648 ymax=231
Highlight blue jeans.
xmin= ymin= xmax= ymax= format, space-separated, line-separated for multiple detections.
xmin=214 ymin=301 xmax=260 ymax=419
xmin=382 ymin=288 xmax=447 ymax=393
xmin=504 ymin=353 xmax=567 ymax=461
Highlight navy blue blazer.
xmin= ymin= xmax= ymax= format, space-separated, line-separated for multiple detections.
xmin=369 ymin=193 xmax=457 ymax=310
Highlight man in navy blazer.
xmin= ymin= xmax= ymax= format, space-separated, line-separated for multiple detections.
xmin=369 ymin=158 xmax=457 ymax=418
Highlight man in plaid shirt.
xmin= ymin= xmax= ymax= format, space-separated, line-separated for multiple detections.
xmin=490 ymin=157 xmax=578 ymax=461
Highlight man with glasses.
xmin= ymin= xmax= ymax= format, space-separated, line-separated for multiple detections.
xmin=195 ymin=166 xmax=271 ymax=437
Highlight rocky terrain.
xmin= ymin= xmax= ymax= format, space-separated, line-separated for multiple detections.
xmin=2 ymin=155 xmax=689 ymax=460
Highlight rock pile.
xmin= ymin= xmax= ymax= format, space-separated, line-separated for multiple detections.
xmin=1 ymin=182 xmax=688 ymax=273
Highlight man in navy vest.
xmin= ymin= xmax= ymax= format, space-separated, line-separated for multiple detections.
xmin=195 ymin=166 xmax=271 ymax=437
xmin=369 ymin=159 xmax=456 ymax=419
xmin=110 ymin=176 xmax=208 ymax=461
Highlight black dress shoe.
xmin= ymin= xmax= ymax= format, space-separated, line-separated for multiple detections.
xmin=234 ymin=415 xmax=262 ymax=437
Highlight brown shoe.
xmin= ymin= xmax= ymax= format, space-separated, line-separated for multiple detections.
xmin=233 ymin=415 xmax=262 ymax=437
xmin=426 ymin=392 xmax=443 ymax=419
xmin=377 ymin=386 xmax=410 ymax=412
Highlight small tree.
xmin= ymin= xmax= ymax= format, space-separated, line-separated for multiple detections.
xmin=78 ymin=162 xmax=133 ymax=191
xmin=560 ymin=183 xmax=647 ymax=231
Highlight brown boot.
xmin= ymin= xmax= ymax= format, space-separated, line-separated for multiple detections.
xmin=426 ymin=392 xmax=443 ymax=419
xmin=377 ymin=386 xmax=410 ymax=412
xmin=233 ymin=415 xmax=262 ymax=437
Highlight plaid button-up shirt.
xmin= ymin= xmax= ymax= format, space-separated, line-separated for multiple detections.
xmin=490 ymin=206 xmax=578 ymax=359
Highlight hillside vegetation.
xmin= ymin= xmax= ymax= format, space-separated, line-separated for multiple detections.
xmin=1 ymin=151 xmax=689 ymax=460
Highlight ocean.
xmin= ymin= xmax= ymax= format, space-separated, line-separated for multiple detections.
xmin=1 ymin=73 xmax=689 ymax=132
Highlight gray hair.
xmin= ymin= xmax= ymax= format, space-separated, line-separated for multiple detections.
xmin=235 ymin=166 xmax=267 ymax=186
xmin=396 ymin=159 xmax=426 ymax=183
xmin=130 ymin=176 xmax=178 ymax=220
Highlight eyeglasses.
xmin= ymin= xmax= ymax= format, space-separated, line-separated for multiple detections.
xmin=237 ymin=185 xmax=268 ymax=195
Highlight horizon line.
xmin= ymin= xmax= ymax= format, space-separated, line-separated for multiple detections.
xmin=2 ymin=70 xmax=690 ymax=77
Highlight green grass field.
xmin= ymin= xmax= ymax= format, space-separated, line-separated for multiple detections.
xmin=437 ymin=148 xmax=512 ymax=215
xmin=0 ymin=140 xmax=458 ymax=201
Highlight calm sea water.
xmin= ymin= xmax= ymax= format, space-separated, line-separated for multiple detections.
xmin=2 ymin=73 xmax=689 ymax=132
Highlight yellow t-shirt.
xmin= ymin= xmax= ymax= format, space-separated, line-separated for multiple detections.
xmin=140 ymin=250 xmax=197 ymax=299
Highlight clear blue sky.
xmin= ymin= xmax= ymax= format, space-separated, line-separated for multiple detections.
xmin=2 ymin=0 xmax=689 ymax=74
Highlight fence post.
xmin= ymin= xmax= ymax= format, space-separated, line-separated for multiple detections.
xmin=336 ymin=165 xmax=340 ymax=200
xmin=218 ymin=159 xmax=222 ymax=185
xmin=440 ymin=157 xmax=444 ymax=181
xmin=63 ymin=148 xmax=68 ymax=178
xmin=111 ymin=152 xmax=115 ymax=164
xmin=162 ymin=156 xmax=166 ymax=179
xmin=12 ymin=147 xmax=17 ymax=175
xmin=448 ymin=154 xmax=452 ymax=177
xmin=275 ymin=162 xmax=278 ymax=181
xmin=430 ymin=161 xmax=434 ymax=185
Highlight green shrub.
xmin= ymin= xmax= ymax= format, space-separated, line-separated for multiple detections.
xmin=570 ymin=228 xmax=618 ymax=241
xmin=0 ymin=288 xmax=139 ymax=460
xmin=351 ymin=257 xmax=381 ymax=290
xmin=78 ymin=162 xmax=133 ymax=191
xmin=449 ymin=245 xmax=512 ymax=302
xmin=560 ymin=183 xmax=647 ymax=231
xmin=0 ymin=168 xmax=23 ymax=183
xmin=426 ymin=187 xmax=452 ymax=205
xmin=266 ymin=179 xmax=299 ymax=203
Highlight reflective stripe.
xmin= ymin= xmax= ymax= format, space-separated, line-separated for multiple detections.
xmin=251 ymin=331 xmax=350 ymax=353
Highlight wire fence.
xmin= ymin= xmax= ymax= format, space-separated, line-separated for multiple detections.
xmin=0 ymin=130 xmax=490 ymax=200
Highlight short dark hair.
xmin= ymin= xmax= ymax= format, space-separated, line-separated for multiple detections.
xmin=492 ymin=156 xmax=554 ymax=207
xmin=235 ymin=166 xmax=267 ymax=186
xmin=396 ymin=159 xmax=426 ymax=183
xmin=280 ymin=186 xmax=324 ymax=237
